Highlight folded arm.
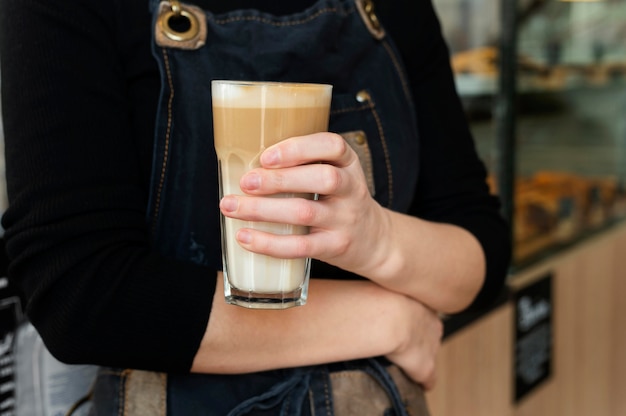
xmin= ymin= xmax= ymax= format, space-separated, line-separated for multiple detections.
xmin=192 ymin=274 xmax=443 ymax=389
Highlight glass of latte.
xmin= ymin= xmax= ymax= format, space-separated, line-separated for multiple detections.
xmin=212 ymin=80 xmax=332 ymax=309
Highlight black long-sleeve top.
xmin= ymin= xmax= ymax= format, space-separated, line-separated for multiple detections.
xmin=0 ymin=0 xmax=511 ymax=373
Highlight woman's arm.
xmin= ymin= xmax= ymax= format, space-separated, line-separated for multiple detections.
xmin=387 ymin=0 xmax=512 ymax=311
xmin=218 ymin=1 xmax=510 ymax=314
xmin=219 ymin=133 xmax=485 ymax=314
xmin=192 ymin=274 xmax=443 ymax=388
xmin=0 ymin=0 xmax=216 ymax=372
xmin=368 ymin=212 xmax=486 ymax=313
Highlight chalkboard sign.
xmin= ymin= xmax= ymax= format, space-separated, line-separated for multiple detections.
xmin=514 ymin=273 xmax=553 ymax=402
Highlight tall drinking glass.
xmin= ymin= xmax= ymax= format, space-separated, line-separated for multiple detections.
xmin=212 ymin=80 xmax=332 ymax=309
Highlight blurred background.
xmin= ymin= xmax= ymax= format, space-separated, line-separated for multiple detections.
xmin=427 ymin=1 xmax=626 ymax=415
xmin=1 ymin=1 xmax=626 ymax=414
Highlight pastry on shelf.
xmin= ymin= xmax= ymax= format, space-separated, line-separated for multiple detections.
xmin=585 ymin=176 xmax=620 ymax=226
xmin=451 ymin=47 xmax=552 ymax=91
xmin=532 ymin=171 xmax=601 ymax=232
xmin=513 ymin=186 xmax=560 ymax=262
xmin=584 ymin=61 xmax=626 ymax=85
xmin=451 ymin=47 xmax=551 ymax=76
xmin=494 ymin=170 xmax=623 ymax=263
xmin=451 ymin=47 xmax=499 ymax=77
xmin=514 ymin=182 xmax=560 ymax=244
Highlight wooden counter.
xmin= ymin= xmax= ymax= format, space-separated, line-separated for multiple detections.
xmin=426 ymin=221 xmax=626 ymax=416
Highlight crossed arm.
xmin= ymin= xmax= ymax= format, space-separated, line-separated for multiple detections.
xmin=191 ymin=133 xmax=486 ymax=388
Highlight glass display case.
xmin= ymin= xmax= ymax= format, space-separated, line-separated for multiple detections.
xmin=433 ymin=0 xmax=626 ymax=268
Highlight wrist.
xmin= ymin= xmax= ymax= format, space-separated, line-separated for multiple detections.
xmin=358 ymin=206 xmax=401 ymax=280
xmin=363 ymin=208 xmax=410 ymax=284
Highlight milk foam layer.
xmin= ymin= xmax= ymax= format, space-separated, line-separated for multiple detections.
xmin=212 ymin=81 xmax=332 ymax=109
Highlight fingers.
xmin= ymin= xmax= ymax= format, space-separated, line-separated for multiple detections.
xmin=219 ymin=194 xmax=350 ymax=259
xmin=220 ymin=194 xmax=335 ymax=227
xmin=412 ymin=352 xmax=438 ymax=391
xmin=385 ymin=302 xmax=443 ymax=389
xmin=394 ymin=342 xmax=439 ymax=390
xmin=234 ymin=228 xmax=345 ymax=260
xmin=239 ymin=163 xmax=347 ymax=196
xmin=218 ymin=131 xmax=374 ymax=270
xmin=238 ymin=135 xmax=369 ymax=198
xmin=260 ymin=133 xmax=356 ymax=169
xmin=421 ymin=372 xmax=437 ymax=391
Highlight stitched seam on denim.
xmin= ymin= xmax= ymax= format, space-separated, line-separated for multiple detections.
xmin=284 ymin=394 xmax=291 ymax=414
xmin=152 ymin=48 xmax=175 ymax=236
xmin=211 ymin=6 xmax=353 ymax=27
xmin=368 ymin=99 xmax=393 ymax=207
xmin=381 ymin=40 xmax=413 ymax=107
xmin=322 ymin=375 xmax=332 ymax=416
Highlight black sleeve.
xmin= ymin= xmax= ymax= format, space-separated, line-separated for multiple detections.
xmin=0 ymin=0 xmax=215 ymax=371
xmin=380 ymin=0 xmax=512 ymax=311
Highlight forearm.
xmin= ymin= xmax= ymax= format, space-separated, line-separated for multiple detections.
xmin=365 ymin=208 xmax=486 ymax=314
xmin=218 ymin=133 xmax=494 ymax=316
xmin=191 ymin=275 xmax=407 ymax=374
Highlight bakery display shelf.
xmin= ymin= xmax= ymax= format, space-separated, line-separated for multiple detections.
xmin=436 ymin=0 xmax=626 ymax=271
xmin=455 ymin=72 xmax=626 ymax=98
xmin=516 ymin=65 xmax=626 ymax=95
xmin=511 ymin=171 xmax=626 ymax=266
xmin=480 ymin=84 xmax=626 ymax=265
xmin=453 ymin=53 xmax=626 ymax=98
xmin=512 ymin=216 xmax=626 ymax=272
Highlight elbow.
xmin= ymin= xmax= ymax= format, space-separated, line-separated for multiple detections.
xmin=440 ymin=271 xmax=486 ymax=315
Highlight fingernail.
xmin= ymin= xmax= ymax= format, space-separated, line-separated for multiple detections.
xmin=261 ymin=148 xmax=279 ymax=166
xmin=237 ymin=229 xmax=251 ymax=244
xmin=220 ymin=196 xmax=238 ymax=212
xmin=241 ymin=172 xmax=261 ymax=190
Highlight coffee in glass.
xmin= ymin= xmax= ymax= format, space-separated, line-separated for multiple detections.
xmin=212 ymin=80 xmax=332 ymax=309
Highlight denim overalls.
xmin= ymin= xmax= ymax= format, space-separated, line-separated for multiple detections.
xmin=87 ymin=0 xmax=427 ymax=414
